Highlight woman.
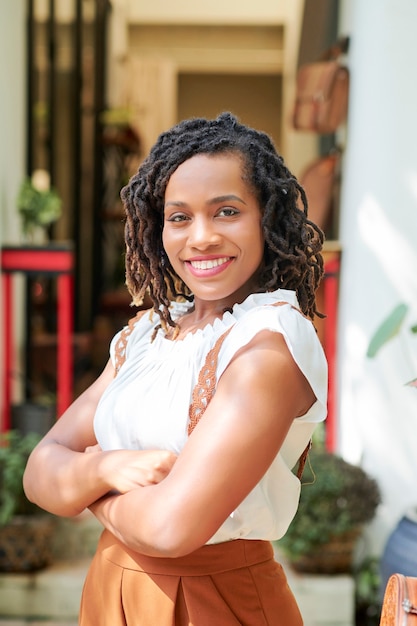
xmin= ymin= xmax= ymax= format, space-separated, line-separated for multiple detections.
xmin=24 ymin=112 xmax=328 ymax=625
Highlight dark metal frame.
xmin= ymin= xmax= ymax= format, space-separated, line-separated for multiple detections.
xmin=24 ymin=0 xmax=109 ymax=398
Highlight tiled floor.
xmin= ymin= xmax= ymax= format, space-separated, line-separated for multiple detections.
xmin=0 ymin=558 xmax=89 ymax=623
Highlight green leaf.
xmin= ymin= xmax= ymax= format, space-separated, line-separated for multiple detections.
xmin=367 ymin=303 xmax=409 ymax=358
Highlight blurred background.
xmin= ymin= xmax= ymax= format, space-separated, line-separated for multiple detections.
xmin=1 ymin=2 xmax=417 ymax=623
xmin=1 ymin=0 xmax=341 ymax=402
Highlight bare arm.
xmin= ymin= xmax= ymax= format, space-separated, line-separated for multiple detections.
xmin=23 ymin=359 xmax=177 ymax=517
xmin=90 ymin=331 xmax=315 ymax=557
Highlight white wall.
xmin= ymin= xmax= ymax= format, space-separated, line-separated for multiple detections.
xmin=0 ymin=0 xmax=26 ymax=243
xmin=338 ymin=0 xmax=417 ymax=551
xmin=0 ymin=1 xmax=26 ymax=422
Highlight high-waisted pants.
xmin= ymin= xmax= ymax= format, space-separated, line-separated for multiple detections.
xmin=79 ymin=530 xmax=303 ymax=626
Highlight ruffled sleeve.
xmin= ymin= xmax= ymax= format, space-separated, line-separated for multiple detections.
xmin=216 ymin=302 xmax=328 ymax=425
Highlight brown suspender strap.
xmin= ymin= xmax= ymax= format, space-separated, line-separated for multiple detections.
xmin=296 ymin=440 xmax=312 ymax=480
xmin=113 ymin=308 xmax=150 ymax=375
xmin=187 ymin=327 xmax=233 ymax=436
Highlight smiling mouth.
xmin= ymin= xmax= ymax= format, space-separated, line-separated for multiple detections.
xmin=188 ymin=257 xmax=231 ymax=270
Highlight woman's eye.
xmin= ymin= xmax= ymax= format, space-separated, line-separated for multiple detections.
xmin=218 ymin=207 xmax=239 ymax=217
xmin=166 ymin=213 xmax=189 ymax=223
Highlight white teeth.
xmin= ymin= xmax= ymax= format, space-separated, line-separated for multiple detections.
xmin=190 ymin=257 xmax=229 ymax=270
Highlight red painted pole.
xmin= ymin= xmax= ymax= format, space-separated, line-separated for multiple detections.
xmin=323 ymin=255 xmax=340 ymax=452
xmin=1 ymin=244 xmax=74 ymax=429
xmin=2 ymin=274 xmax=13 ymax=431
xmin=57 ymin=273 xmax=74 ymax=418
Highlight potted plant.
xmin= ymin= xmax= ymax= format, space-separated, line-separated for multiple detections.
xmin=0 ymin=430 xmax=55 ymax=572
xmin=16 ymin=169 xmax=62 ymax=242
xmin=277 ymin=448 xmax=381 ymax=574
xmin=9 ymin=368 xmax=56 ymax=437
xmin=353 ymin=556 xmax=382 ymax=626
xmin=11 ymin=391 xmax=56 ymax=437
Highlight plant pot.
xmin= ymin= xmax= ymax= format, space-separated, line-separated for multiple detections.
xmin=0 ymin=515 xmax=55 ymax=572
xmin=288 ymin=528 xmax=362 ymax=574
xmin=11 ymin=403 xmax=55 ymax=437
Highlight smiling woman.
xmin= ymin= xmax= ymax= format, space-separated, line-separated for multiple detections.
xmin=162 ymin=153 xmax=264 ymax=319
xmin=23 ymin=112 xmax=328 ymax=625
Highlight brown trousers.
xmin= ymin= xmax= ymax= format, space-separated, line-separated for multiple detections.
xmin=79 ymin=530 xmax=303 ymax=626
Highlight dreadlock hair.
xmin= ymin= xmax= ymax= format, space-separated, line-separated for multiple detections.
xmin=121 ymin=112 xmax=325 ymax=335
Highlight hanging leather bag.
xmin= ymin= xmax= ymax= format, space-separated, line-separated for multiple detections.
xmin=380 ymin=573 xmax=417 ymax=625
xmin=300 ymin=149 xmax=341 ymax=237
xmin=292 ymin=37 xmax=349 ymax=134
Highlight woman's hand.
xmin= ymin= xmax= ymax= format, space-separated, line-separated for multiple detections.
xmin=88 ymin=448 xmax=177 ymax=531
xmin=95 ymin=448 xmax=177 ymax=494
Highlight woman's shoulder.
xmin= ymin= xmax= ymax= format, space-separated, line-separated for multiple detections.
xmin=217 ymin=289 xmax=328 ymax=416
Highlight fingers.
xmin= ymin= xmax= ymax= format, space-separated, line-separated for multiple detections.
xmin=97 ymin=448 xmax=178 ymax=493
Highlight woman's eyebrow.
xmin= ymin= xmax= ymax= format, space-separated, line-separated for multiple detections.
xmin=209 ymin=194 xmax=247 ymax=205
xmin=164 ymin=200 xmax=187 ymax=208
xmin=164 ymin=194 xmax=247 ymax=209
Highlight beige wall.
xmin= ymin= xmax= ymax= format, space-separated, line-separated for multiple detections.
xmin=109 ymin=0 xmax=316 ymax=173
xmin=178 ymin=73 xmax=282 ymax=150
xmin=122 ymin=23 xmax=284 ymax=157
xmin=126 ymin=0 xmax=296 ymax=25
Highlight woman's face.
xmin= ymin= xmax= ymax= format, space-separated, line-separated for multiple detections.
xmin=162 ymin=153 xmax=264 ymax=306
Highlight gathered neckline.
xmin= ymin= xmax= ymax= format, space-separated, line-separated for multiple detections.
xmin=156 ymin=289 xmax=299 ymax=345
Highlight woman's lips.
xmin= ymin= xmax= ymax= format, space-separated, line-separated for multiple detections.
xmin=189 ymin=257 xmax=230 ymax=270
xmin=185 ymin=256 xmax=233 ymax=276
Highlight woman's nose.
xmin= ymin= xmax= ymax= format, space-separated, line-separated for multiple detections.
xmin=188 ymin=217 xmax=222 ymax=248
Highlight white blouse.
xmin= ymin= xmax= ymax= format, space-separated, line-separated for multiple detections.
xmin=94 ymin=288 xmax=328 ymax=544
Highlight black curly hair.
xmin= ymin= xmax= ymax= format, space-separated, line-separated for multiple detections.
xmin=121 ymin=112 xmax=324 ymax=334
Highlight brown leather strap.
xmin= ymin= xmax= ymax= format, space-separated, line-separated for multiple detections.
xmin=319 ymin=36 xmax=350 ymax=62
xmin=113 ymin=309 xmax=149 ymax=375
xmin=296 ymin=441 xmax=312 ymax=480
xmin=404 ymin=575 xmax=417 ymax=615
xmin=187 ymin=327 xmax=233 ymax=436
xmin=380 ymin=573 xmax=417 ymax=625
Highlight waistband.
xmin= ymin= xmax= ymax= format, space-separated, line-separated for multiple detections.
xmin=98 ymin=530 xmax=274 ymax=576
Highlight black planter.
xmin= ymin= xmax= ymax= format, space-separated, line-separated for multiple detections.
xmin=11 ymin=403 xmax=56 ymax=437
xmin=0 ymin=515 xmax=55 ymax=572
